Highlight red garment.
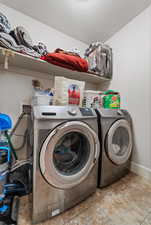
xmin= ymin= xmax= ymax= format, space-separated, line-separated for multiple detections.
xmin=41 ymin=53 xmax=88 ymax=72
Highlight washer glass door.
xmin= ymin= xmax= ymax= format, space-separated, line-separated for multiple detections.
xmin=53 ymin=132 xmax=90 ymax=176
xmin=106 ymin=119 xmax=132 ymax=165
xmin=40 ymin=121 xmax=99 ymax=189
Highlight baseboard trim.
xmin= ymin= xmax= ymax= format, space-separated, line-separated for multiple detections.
xmin=130 ymin=162 xmax=151 ymax=180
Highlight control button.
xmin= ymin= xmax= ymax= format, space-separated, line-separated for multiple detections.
xmin=68 ymin=106 xmax=78 ymax=116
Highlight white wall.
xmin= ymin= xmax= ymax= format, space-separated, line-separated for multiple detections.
xmin=0 ymin=3 xmax=87 ymax=55
xmin=106 ymin=5 xmax=151 ymax=171
xmin=0 ymin=3 xmax=88 ymax=123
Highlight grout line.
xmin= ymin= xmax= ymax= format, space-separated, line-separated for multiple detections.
xmin=140 ymin=208 xmax=151 ymax=225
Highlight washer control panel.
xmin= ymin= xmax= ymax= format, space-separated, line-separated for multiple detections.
xmin=33 ymin=106 xmax=96 ymax=119
xmin=80 ymin=108 xmax=94 ymax=116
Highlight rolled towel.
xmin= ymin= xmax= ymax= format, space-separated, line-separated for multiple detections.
xmin=0 ymin=12 xmax=11 ymax=33
xmin=33 ymin=42 xmax=48 ymax=56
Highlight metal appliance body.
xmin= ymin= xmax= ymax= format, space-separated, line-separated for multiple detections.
xmin=31 ymin=106 xmax=100 ymax=223
xmin=96 ymin=109 xmax=133 ymax=188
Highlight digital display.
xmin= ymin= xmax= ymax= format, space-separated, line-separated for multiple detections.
xmin=80 ymin=108 xmax=94 ymax=116
xmin=42 ymin=112 xmax=56 ymax=116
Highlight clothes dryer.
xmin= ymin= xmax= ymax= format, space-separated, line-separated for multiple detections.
xmin=96 ymin=109 xmax=133 ymax=188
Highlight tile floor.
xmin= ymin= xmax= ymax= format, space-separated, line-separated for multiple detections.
xmin=18 ymin=173 xmax=151 ymax=225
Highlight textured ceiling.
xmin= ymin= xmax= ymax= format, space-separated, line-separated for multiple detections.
xmin=1 ymin=0 xmax=151 ymax=44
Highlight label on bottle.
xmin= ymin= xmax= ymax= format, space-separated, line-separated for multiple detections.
xmin=68 ymin=84 xmax=80 ymax=105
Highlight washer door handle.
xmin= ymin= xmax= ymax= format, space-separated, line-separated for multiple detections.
xmin=40 ymin=128 xmax=58 ymax=175
xmin=117 ymin=110 xmax=123 ymax=116
xmin=94 ymin=141 xmax=100 ymax=163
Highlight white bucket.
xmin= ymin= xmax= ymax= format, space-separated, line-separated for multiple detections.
xmin=32 ymin=95 xmax=53 ymax=106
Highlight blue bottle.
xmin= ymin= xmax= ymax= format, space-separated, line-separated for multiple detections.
xmin=0 ymin=114 xmax=12 ymax=187
xmin=0 ymin=131 xmax=9 ymax=148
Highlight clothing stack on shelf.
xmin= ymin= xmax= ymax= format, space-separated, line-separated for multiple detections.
xmin=41 ymin=48 xmax=88 ymax=72
xmin=0 ymin=12 xmax=48 ymax=58
xmin=0 ymin=12 xmax=113 ymax=79
xmin=84 ymin=42 xmax=113 ymax=79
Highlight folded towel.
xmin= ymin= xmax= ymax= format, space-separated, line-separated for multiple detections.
xmin=10 ymin=26 xmax=33 ymax=49
xmin=0 ymin=32 xmax=22 ymax=52
xmin=0 ymin=32 xmax=40 ymax=58
xmin=0 ymin=12 xmax=11 ymax=34
xmin=41 ymin=53 xmax=88 ymax=72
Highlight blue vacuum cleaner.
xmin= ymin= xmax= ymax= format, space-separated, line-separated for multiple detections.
xmin=0 ymin=114 xmax=19 ymax=225
xmin=0 ymin=113 xmax=32 ymax=225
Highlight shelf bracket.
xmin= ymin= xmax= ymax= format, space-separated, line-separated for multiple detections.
xmin=1 ymin=49 xmax=15 ymax=70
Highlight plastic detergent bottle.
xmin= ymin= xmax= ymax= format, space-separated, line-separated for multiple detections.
xmin=103 ymin=90 xmax=120 ymax=109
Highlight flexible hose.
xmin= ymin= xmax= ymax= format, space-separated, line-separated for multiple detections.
xmin=4 ymin=131 xmax=18 ymax=161
xmin=10 ymin=112 xmax=26 ymax=137
xmin=12 ymin=129 xmax=28 ymax=151
xmin=10 ymin=112 xmax=29 ymax=151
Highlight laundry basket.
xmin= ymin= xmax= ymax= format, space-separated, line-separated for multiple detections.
xmin=84 ymin=42 xmax=113 ymax=79
xmin=83 ymin=90 xmax=103 ymax=108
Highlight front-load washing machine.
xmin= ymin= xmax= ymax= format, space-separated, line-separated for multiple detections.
xmin=30 ymin=106 xmax=100 ymax=223
xmin=96 ymin=109 xmax=133 ymax=188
